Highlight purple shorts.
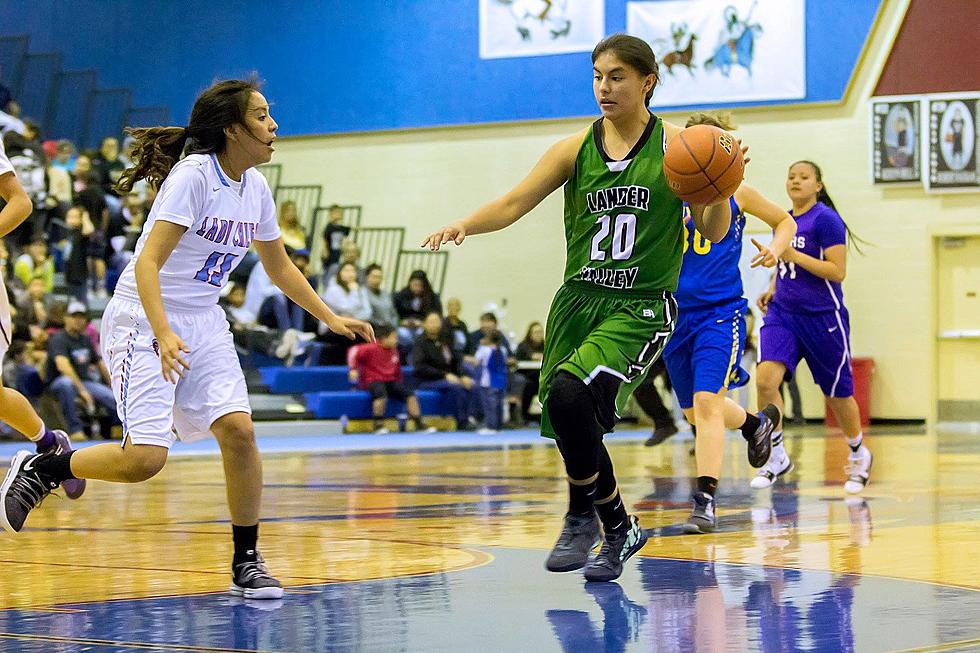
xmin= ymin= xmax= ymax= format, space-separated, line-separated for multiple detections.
xmin=759 ymin=304 xmax=853 ymax=398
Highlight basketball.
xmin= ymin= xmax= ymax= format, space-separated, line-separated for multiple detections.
xmin=664 ymin=124 xmax=745 ymax=205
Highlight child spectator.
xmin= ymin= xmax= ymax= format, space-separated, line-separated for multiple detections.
xmin=474 ymin=329 xmax=508 ymax=434
xmin=350 ymin=324 xmax=436 ymax=434
xmin=321 ymin=204 xmax=350 ymax=270
xmin=62 ymin=205 xmax=94 ymax=301
xmin=14 ymin=237 xmax=54 ymax=293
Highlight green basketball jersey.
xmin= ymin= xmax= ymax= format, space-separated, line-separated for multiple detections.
xmin=562 ymin=114 xmax=684 ymax=296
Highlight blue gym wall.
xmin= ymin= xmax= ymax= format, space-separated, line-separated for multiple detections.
xmin=1 ymin=0 xmax=882 ymax=137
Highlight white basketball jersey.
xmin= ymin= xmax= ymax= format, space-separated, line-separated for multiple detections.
xmin=0 ymin=138 xmax=12 ymax=176
xmin=114 ymin=153 xmax=281 ymax=311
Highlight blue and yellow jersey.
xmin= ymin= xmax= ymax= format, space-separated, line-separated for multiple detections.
xmin=674 ymin=196 xmax=746 ymax=309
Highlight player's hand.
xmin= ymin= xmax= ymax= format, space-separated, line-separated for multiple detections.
xmin=757 ymin=289 xmax=774 ymax=314
xmin=749 ymin=238 xmax=778 ymax=268
xmin=421 ymin=221 xmax=467 ymax=251
xmin=445 ymin=373 xmax=461 ymax=385
xmin=157 ymin=329 xmax=191 ymax=383
xmin=736 ymin=138 xmax=751 ymax=166
xmin=460 ymin=376 xmax=475 ymax=390
xmin=326 ymin=316 xmax=375 ymax=342
xmin=780 ymin=247 xmax=799 ymax=263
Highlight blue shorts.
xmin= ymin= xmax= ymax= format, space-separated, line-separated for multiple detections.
xmin=663 ymin=299 xmax=749 ymax=410
xmin=759 ymin=303 xmax=853 ymax=398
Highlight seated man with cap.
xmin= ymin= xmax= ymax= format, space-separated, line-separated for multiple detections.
xmin=46 ymin=301 xmax=118 ymax=440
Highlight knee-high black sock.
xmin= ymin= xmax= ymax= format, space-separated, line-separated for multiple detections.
xmin=594 ymin=443 xmax=628 ymax=532
xmin=556 ymin=439 xmax=597 ymax=515
xmin=549 ymin=372 xmax=603 ymax=516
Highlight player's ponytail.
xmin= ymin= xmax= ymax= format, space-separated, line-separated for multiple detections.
xmin=115 ymin=126 xmax=187 ymax=193
xmin=793 ymin=160 xmax=870 ymax=255
xmin=115 ymin=77 xmax=260 ymax=193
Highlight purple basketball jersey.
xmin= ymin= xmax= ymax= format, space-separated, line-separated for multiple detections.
xmin=772 ymin=202 xmax=847 ymax=313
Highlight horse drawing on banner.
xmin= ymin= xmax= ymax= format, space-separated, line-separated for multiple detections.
xmin=705 ymin=2 xmax=763 ymax=77
xmin=495 ymin=0 xmax=571 ymax=41
xmin=661 ymin=22 xmax=698 ymax=76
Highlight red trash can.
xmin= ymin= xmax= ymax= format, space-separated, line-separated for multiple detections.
xmin=825 ymin=357 xmax=874 ymax=427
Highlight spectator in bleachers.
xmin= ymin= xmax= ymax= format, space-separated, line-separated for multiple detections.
xmin=4 ymin=340 xmax=45 ymax=408
xmin=71 ymin=154 xmax=95 ymax=194
xmin=322 ymin=261 xmax=371 ymax=321
xmin=444 ymin=297 xmax=468 ymax=353
xmin=364 ymin=263 xmax=398 ymax=327
xmin=62 ymin=205 xmax=94 ymax=301
xmin=395 ymin=269 xmax=442 ymax=327
xmin=51 ymin=140 xmax=77 ymax=173
xmin=323 ymin=236 xmax=362 ymax=284
xmin=349 ymin=324 xmax=437 ymax=434
xmin=224 ymin=282 xmax=256 ymax=325
xmin=413 ymin=311 xmax=474 ymax=430
xmin=244 ymin=260 xmax=284 ymax=327
xmin=515 ymin=321 xmax=545 ymax=423
xmin=93 ymin=137 xmax=126 ymax=200
xmin=74 ymin=170 xmax=109 ymax=298
xmin=321 ymin=204 xmax=349 ymax=271
xmin=395 ymin=269 xmax=442 ymax=356
xmin=4 ymin=130 xmax=48 ymax=244
xmin=474 ymin=329 xmax=508 ymax=434
xmin=278 ymin=200 xmax=307 ymax=252
xmin=46 ymin=301 xmax=117 ymax=440
xmin=14 ymin=237 xmax=54 ymax=293
xmin=465 ymin=312 xmax=513 ymax=357
xmin=16 ymin=278 xmax=50 ymax=327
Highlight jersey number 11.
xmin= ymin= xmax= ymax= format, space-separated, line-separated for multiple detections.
xmin=194 ymin=251 xmax=239 ymax=287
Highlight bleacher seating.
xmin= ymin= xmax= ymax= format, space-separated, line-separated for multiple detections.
xmin=258 ymin=365 xmax=456 ymax=420
xmin=304 ymin=389 xmax=454 ymax=420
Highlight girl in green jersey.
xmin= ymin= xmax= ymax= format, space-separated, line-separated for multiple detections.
xmin=422 ymin=34 xmax=738 ymax=582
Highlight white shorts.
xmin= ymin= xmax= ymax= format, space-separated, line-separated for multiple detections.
xmin=100 ymin=297 xmax=251 ymax=448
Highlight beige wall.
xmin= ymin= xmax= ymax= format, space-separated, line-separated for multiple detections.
xmin=271 ymin=0 xmax=978 ymax=420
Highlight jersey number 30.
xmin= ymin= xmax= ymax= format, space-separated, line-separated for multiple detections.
xmin=194 ymin=251 xmax=238 ymax=287
xmin=590 ymin=214 xmax=637 ymax=261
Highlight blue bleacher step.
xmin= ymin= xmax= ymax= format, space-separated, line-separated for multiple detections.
xmin=259 ymin=365 xmax=416 ymax=394
xmin=304 ymin=389 xmax=454 ymax=420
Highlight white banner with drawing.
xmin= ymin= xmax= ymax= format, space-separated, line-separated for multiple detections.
xmin=627 ymin=0 xmax=805 ymax=107
xmin=480 ymin=0 xmax=606 ymax=59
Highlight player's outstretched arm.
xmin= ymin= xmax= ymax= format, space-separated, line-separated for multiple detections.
xmin=253 ymin=238 xmax=375 ymax=343
xmin=420 ymin=130 xmax=584 ymax=251
xmin=0 ymin=171 xmax=33 ymax=239
xmin=736 ymin=183 xmax=797 ymax=268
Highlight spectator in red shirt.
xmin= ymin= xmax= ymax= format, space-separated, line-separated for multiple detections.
xmin=349 ymin=324 xmax=436 ymax=434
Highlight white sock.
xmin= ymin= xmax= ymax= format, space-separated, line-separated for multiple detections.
xmin=847 ymin=432 xmax=864 ymax=453
xmin=770 ymin=430 xmax=786 ymax=459
xmin=28 ymin=422 xmax=46 ymax=442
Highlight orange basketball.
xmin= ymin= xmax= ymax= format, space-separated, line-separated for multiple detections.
xmin=663 ymin=124 xmax=745 ymax=205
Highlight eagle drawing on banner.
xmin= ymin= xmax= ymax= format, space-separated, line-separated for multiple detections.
xmin=705 ymin=2 xmax=764 ymax=76
xmin=495 ymin=0 xmax=572 ymax=40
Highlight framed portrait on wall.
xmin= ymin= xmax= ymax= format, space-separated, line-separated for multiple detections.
xmin=869 ymin=96 xmax=921 ymax=184
xmin=923 ymin=93 xmax=980 ymax=193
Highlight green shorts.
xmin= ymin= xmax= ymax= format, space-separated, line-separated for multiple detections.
xmin=539 ymin=284 xmax=677 ymax=439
